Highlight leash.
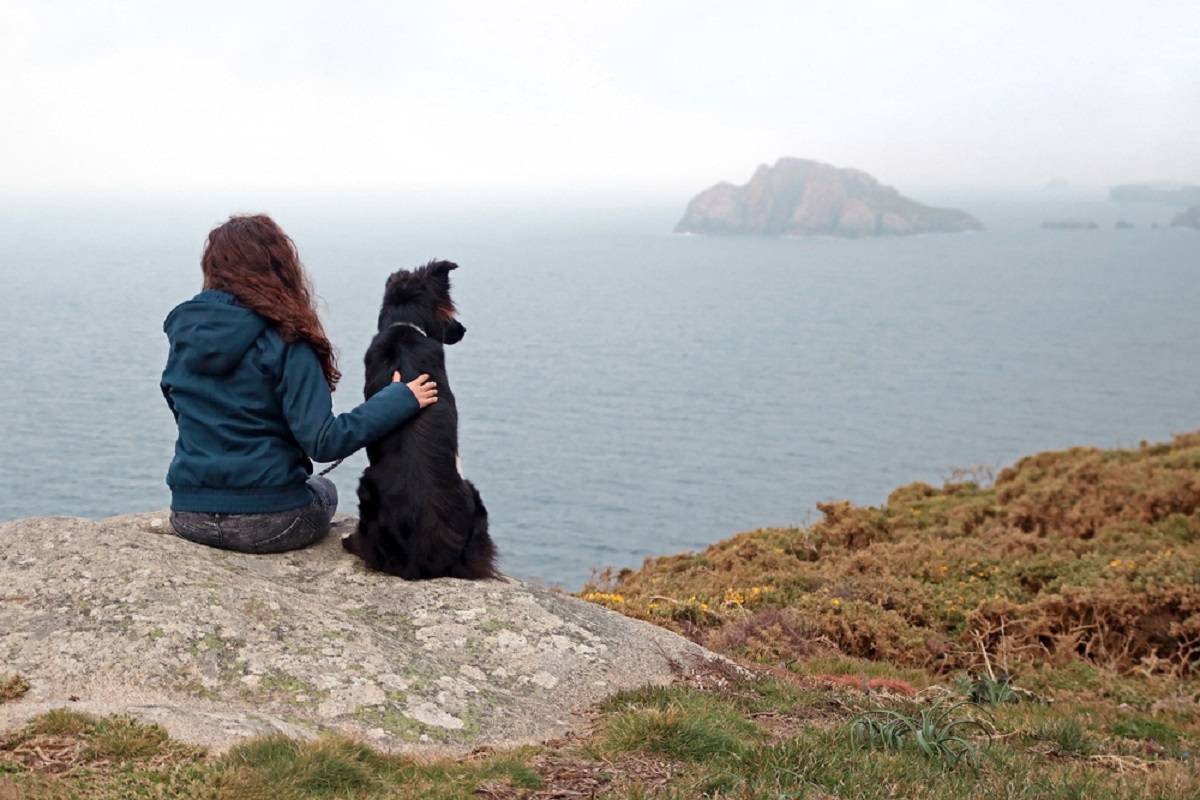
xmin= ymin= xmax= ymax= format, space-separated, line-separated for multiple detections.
xmin=317 ymin=458 xmax=344 ymax=477
xmin=316 ymin=321 xmax=431 ymax=479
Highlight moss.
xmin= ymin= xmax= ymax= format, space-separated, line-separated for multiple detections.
xmin=254 ymin=670 xmax=328 ymax=704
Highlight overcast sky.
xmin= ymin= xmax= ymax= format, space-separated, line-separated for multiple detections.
xmin=3 ymin=1 xmax=1197 ymax=196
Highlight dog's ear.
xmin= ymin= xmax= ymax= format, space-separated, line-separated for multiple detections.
xmin=424 ymin=260 xmax=459 ymax=294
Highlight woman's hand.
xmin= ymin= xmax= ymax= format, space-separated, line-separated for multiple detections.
xmin=395 ymin=371 xmax=438 ymax=408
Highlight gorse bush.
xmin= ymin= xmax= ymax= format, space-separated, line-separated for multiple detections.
xmin=583 ymin=432 xmax=1200 ymax=676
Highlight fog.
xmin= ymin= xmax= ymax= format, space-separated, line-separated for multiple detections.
xmin=3 ymin=0 xmax=1197 ymax=197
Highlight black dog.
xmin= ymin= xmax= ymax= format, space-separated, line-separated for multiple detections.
xmin=341 ymin=260 xmax=498 ymax=580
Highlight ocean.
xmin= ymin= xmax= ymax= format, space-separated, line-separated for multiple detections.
xmin=0 ymin=192 xmax=1195 ymax=587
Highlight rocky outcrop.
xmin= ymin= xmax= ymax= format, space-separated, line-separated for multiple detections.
xmin=0 ymin=513 xmax=724 ymax=753
xmin=1170 ymin=206 xmax=1200 ymax=229
xmin=674 ymin=158 xmax=982 ymax=237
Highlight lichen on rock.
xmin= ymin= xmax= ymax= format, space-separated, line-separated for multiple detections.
xmin=0 ymin=512 xmax=722 ymax=752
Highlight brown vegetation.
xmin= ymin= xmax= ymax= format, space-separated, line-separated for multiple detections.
xmin=584 ymin=432 xmax=1200 ymax=676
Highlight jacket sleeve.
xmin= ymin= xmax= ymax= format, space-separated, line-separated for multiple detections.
xmin=276 ymin=341 xmax=420 ymax=463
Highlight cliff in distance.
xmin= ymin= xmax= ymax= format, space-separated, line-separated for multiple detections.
xmin=1110 ymin=182 xmax=1200 ymax=206
xmin=675 ymin=158 xmax=982 ymax=237
xmin=1170 ymin=206 xmax=1200 ymax=229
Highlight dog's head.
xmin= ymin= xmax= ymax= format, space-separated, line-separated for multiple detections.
xmin=377 ymin=260 xmax=466 ymax=345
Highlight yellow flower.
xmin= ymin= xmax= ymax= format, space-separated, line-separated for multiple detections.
xmin=830 ymin=598 xmax=842 ymax=607
xmin=582 ymin=592 xmax=624 ymax=605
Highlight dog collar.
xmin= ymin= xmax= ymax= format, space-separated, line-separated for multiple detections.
xmin=388 ymin=321 xmax=428 ymax=337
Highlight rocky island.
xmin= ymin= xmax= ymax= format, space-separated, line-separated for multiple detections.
xmin=1170 ymin=206 xmax=1200 ymax=229
xmin=1041 ymin=219 xmax=1098 ymax=230
xmin=674 ymin=157 xmax=982 ymax=237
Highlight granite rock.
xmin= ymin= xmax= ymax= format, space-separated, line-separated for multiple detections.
xmin=0 ymin=512 xmax=725 ymax=753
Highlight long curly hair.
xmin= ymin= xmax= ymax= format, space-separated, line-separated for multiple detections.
xmin=200 ymin=214 xmax=340 ymax=390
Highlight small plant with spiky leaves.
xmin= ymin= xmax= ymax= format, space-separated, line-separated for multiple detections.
xmin=967 ymin=671 xmax=1017 ymax=707
xmin=848 ymin=698 xmax=993 ymax=769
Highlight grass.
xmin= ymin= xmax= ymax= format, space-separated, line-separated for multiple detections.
xmin=2 ymin=672 xmax=1198 ymax=799
xmin=0 ymin=712 xmax=540 ymax=800
xmin=600 ymin=685 xmax=762 ymax=761
xmin=214 ymin=735 xmax=539 ymax=799
xmin=0 ymin=675 xmax=30 ymax=704
xmin=1030 ymin=718 xmax=1095 ymax=756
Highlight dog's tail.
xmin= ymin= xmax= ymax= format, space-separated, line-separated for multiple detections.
xmin=451 ymin=480 xmax=499 ymax=580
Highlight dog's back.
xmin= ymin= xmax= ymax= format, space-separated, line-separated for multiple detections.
xmin=342 ymin=262 xmax=498 ymax=580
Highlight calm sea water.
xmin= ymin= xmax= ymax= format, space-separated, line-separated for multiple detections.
xmin=1 ymin=193 xmax=1196 ymax=587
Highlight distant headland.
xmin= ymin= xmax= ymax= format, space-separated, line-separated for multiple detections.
xmin=1171 ymin=206 xmax=1200 ymax=229
xmin=674 ymin=158 xmax=982 ymax=237
xmin=1109 ymin=182 xmax=1200 ymax=206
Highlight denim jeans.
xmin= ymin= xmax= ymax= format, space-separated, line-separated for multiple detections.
xmin=170 ymin=477 xmax=338 ymax=554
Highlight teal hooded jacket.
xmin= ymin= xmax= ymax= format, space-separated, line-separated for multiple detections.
xmin=161 ymin=289 xmax=418 ymax=513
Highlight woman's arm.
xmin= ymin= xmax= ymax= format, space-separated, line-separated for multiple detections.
xmin=275 ymin=342 xmax=435 ymax=463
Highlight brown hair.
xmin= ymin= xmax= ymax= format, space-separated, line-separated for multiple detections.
xmin=201 ymin=214 xmax=340 ymax=389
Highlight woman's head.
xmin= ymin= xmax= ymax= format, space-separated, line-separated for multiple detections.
xmin=201 ymin=214 xmax=340 ymax=389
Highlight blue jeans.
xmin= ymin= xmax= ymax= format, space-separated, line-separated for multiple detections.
xmin=170 ymin=477 xmax=338 ymax=554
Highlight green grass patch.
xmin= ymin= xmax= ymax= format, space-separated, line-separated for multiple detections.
xmin=85 ymin=715 xmax=172 ymax=761
xmin=789 ymin=654 xmax=931 ymax=686
xmin=23 ymin=708 xmax=94 ymax=737
xmin=1030 ymin=718 xmax=1094 ymax=756
xmin=601 ymin=685 xmax=761 ymax=761
xmin=1109 ymin=714 xmax=1192 ymax=758
xmin=215 ymin=735 xmax=540 ymax=799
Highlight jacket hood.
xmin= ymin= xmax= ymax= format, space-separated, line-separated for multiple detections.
xmin=164 ymin=290 xmax=269 ymax=376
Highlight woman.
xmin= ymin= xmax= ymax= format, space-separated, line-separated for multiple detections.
xmin=160 ymin=214 xmax=437 ymax=553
